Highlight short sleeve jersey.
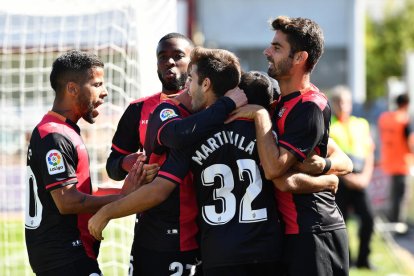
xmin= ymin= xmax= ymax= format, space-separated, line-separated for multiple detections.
xmin=159 ymin=119 xmax=283 ymax=269
xmin=111 ymin=92 xmax=174 ymax=156
xmin=272 ymin=84 xmax=345 ymax=234
xmin=133 ymin=99 xmax=199 ymax=252
xmin=25 ymin=111 xmax=98 ymax=273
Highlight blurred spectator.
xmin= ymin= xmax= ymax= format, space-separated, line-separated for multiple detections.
xmin=378 ymin=93 xmax=414 ymax=224
xmin=330 ymin=85 xmax=376 ymax=270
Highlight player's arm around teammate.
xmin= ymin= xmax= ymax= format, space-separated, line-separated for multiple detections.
xmin=227 ymin=104 xmax=352 ymax=191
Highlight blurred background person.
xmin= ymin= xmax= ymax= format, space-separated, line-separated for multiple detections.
xmin=330 ymin=85 xmax=376 ymax=270
xmin=378 ymin=93 xmax=414 ymax=225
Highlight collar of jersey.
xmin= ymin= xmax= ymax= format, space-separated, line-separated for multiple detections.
xmin=47 ymin=111 xmax=80 ymax=134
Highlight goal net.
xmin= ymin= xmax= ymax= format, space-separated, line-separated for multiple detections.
xmin=0 ymin=0 xmax=177 ymax=274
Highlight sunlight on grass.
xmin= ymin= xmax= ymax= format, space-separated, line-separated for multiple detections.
xmin=347 ymin=217 xmax=410 ymax=276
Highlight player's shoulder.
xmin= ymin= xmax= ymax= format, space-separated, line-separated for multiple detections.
xmin=37 ymin=117 xmax=77 ymax=142
xmin=154 ymin=101 xmax=182 ymax=122
xmin=301 ymin=85 xmax=328 ymax=110
xmin=130 ymin=92 xmax=162 ymax=105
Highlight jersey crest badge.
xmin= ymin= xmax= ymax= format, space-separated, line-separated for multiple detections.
xmin=160 ymin=108 xmax=178 ymax=121
xmin=278 ymin=107 xmax=287 ymax=117
xmin=46 ymin=149 xmax=66 ymax=175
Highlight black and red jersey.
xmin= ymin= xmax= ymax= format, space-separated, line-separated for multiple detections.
xmin=272 ymin=84 xmax=345 ymax=234
xmin=25 ymin=111 xmax=98 ymax=273
xmin=106 ymin=92 xmax=179 ymax=180
xmin=159 ymin=119 xmax=283 ymax=269
xmin=133 ymin=99 xmax=199 ymax=252
xmin=133 ymin=95 xmax=237 ymax=254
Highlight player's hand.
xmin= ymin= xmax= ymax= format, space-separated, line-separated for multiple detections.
xmin=294 ymin=153 xmax=325 ymax=175
xmin=88 ymin=207 xmax=109 ymax=241
xmin=121 ymin=156 xmax=147 ymax=195
xmin=121 ymin=152 xmax=143 ymax=172
xmin=326 ymin=174 xmax=339 ymax=194
xmin=143 ymin=163 xmax=159 ymax=184
xmin=225 ymin=104 xmax=264 ymax=123
xmin=224 ymin=86 xmax=247 ymax=108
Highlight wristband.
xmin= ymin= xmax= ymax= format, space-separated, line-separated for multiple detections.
xmin=321 ymin=158 xmax=331 ymax=175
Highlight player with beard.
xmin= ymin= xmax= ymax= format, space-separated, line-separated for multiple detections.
xmin=106 ymin=32 xmax=194 ymax=181
xmin=104 ymin=32 xmax=195 ymax=275
xmin=229 ymin=16 xmax=349 ymax=275
xmin=25 ymin=50 xmax=145 ymax=275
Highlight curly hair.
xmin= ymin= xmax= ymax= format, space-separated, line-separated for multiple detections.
xmin=50 ymin=50 xmax=104 ymax=95
xmin=271 ymin=16 xmax=324 ymax=73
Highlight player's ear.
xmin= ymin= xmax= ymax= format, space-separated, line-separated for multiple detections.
xmin=202 ymin=77 xmax=211 ymax=92
xmin=66 ymin=82 xmax=79 ymax=96
xmin=293 ymin=51 xmax=308 ymax=65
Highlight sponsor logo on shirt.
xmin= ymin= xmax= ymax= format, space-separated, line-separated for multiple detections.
xmin=71 ymin=239 xmax=83 ymax=247
xmin=46 ymin=149 xmax=66 ymax=175
xmin=167 ymin=229 xmax=179 ymax=234
xmin=160 ymin=108 xmax=178 ymax=122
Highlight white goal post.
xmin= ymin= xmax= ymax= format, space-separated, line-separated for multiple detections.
xmin=0 ymin=0 xmax=178 ymax=275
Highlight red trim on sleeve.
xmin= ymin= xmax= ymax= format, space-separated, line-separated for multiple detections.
xmin=235 ymin=117 xmax=254 ymax=122
xmin=279 ymin=140 xmax=306 ymax=159
xmin=158 ymin=171 xmax=183 ymax=184
xmin=157 ymin=118 xmax=181 ymax=146
xmin=45 ymin=177 xmax=76 ymax=190
xmin=112 ymin=144 xmax=133 ymax=155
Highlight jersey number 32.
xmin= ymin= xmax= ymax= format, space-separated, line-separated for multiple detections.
xmin=201 ymin=159 xmax=267 ymax=225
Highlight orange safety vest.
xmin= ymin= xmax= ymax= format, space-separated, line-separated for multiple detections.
xmin=378 ymin=110 xmax=412 ymax=174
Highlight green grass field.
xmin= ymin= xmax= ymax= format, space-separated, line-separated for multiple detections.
xmin=347 ymin=218 xmax=414 ymax=276
xmin=1 ymin=215 xmax=413 ymax=276
xmin=0 ymin=215 xmax=135 ymax=276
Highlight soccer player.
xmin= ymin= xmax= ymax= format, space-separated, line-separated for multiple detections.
xmin=105 ymin=32 xmax=195 ymax=274
xmin=106 ymin=32 xmax=194 ymax=180
xmin=25 ymin=50 xmax=145 ymax=276
xmin=129 ymin=69 xmax=246 ymax=276
xmin=229 ymin=16 xmax=349 ymax=275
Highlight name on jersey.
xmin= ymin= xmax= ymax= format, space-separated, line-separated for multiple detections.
xmin=46 ymin=149 xmax=66 ymax=175
xmin=192 ymin=130 xmax=255 ymax=165
xmin=160 ymin=108 xmax=178 ymax=121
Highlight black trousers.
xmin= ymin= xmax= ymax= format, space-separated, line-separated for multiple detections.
xmin=388 ymin=174 xmax=408 ymax=223
xmin=335 ymin=178 xmax=374 ymax=266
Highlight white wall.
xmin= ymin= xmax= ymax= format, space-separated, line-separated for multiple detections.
xmin=197 ymin=0 xmax=350 ymax=48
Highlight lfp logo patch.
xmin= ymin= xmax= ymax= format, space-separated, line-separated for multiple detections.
xmin=159 ymin=108 xmax=178 ymax=122
xmin=46 ymin=149 xmax=66 ymax=175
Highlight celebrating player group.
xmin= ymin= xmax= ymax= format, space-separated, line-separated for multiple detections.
xmin=26 ymin=16 xmax=353 ymax=276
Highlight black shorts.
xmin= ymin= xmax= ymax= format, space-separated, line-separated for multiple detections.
xmin=129 ymin=244 xmax=202 ymax=276
xmin=36 ymin=256 xmax=101 ymax=276
xmin=283 ymin=228 xmax=349 ymax=276
xmin=203 ymin=261 xmax=284 ymax=276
